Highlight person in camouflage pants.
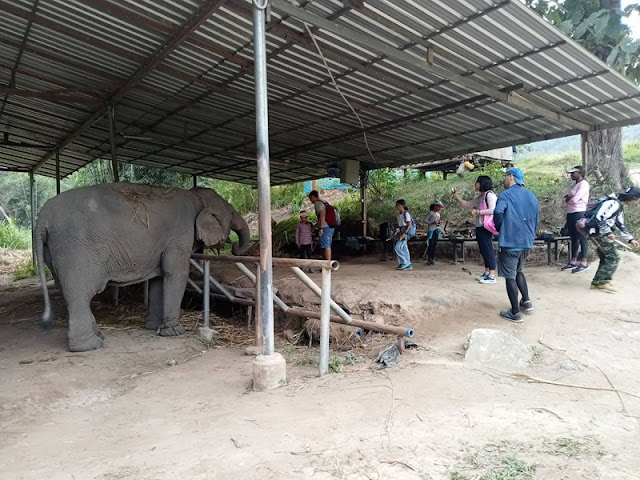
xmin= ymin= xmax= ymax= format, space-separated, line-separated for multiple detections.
xmin=591 ymin=236 xmax=620 ymax=286
xmin=584 ymin=187 xmax=640 ymax=293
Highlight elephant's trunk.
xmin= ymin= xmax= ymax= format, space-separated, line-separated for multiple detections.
xmin=230 ymin=210 xmax=250 ymax=255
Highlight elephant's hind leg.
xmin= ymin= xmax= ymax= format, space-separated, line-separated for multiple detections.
xmin=145 ymin=277 xmax=164 ymax=331
xmin=65 ymin=293 xmax=104 ymax=352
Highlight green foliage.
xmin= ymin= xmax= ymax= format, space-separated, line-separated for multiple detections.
xmin=527 ymin=0 xmax=640 ymax=82
xmin=271 ymin=183 xmax=307 ymax=211
xmin=0 ymin=220 xmax=31 ymax=249
xmin=204 ymin=178 xmax=258 ymax=215
xmin=329 ymin=357 xmax=343 ymax=373
xmin=624 ymin=142 xmax=640 ymax=163
xmin=12 ymin=259 xmax=52 ymax=281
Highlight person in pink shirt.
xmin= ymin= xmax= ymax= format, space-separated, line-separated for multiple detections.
xmin=562 ymin=166 xmax=590 ymax=273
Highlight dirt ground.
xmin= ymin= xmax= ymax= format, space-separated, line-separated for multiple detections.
xmin=1 ymin=250 xmax=640 ymax=479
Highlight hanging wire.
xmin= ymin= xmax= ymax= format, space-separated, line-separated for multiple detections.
xmin=303 ymin=23 xmax=377 ymax=165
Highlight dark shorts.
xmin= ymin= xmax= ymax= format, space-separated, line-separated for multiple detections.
xmin=497 ymin=249 xmax=530 ymax=279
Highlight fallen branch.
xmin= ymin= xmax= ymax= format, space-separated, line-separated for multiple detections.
xmin=538 ymin=330 xmax=566 ymax=352
xmin=487 ymin=368 xmax=640 ymax=399
xmin=596 ymin=365 xmax=629 ymax=417
xmin=379 ymin=460 xmax=417 ymax=472
xmin=529 ymin=407 xmax=564 ymax=421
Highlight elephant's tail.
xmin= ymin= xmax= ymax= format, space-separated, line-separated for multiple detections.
xmin=35 ymin=225 xmax=54 ymax=328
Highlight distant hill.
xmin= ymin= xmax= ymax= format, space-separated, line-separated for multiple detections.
xmin=518 ymin=124 xmax=640 ymax=158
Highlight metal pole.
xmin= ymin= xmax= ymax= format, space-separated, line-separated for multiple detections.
xmin=290 ymin=267 xmax=352 ymax=324
xmin=29 ymin=170 xmax=36 ymax=266
xmin=255 ymin=266 xmax=264 ymax=349
xmin=108 ymin=104 xmax=119 ymax=182
xmin=55 ymin=149 xmax=60 ymax=195
xmin=253 ymin=2 xmax=274 ymax=356
xmin=235 ymin=262 xmax=289 ymax=312
xmin=203 ymin=259 xmax=210 ymax=328
xmin=360 ymin=171 xmax=367 ymax=237
xmin=193 ymin=174 xmax=198 ymax=188
xmin=319 ymin=267 xmax=331 ymax=375
xmin=189 ymin=259 xmax=235 ymax=301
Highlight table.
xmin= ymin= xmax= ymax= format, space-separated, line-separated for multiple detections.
xmin=448 ymin=236 xmax=572 ymax=266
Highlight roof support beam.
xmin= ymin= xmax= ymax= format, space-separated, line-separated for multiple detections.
xmin=32 ymin=0 xmax=228 ymax=173
xmin=269 ymin=0 xmax=590 ymax=132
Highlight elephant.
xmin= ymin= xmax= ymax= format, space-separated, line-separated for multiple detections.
xmin=34 ymin=182 xmax=250 ymax=352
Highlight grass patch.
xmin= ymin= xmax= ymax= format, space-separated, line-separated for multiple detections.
xmin=0 ymin=221 xmax=31 ymax=250
xmin=479 ymin=457 xmax=537 ymax=480
xmin=329 ymin=357 xmax=343 ymax=373
xmin=624 ymin=142 xmax=640 ymax=164
xmin=529 ymin=346 xmax=543 ymax=363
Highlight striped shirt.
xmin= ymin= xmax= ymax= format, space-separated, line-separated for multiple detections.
xmin=296 ymin=222 xmax=313 ymax=245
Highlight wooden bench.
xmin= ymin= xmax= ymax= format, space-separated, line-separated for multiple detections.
xmin=448 ymin=236 xmax=572 ymax=266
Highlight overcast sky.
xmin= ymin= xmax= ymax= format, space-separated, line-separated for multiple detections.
xmin=621 ymin=0 xmax=640 ymax=38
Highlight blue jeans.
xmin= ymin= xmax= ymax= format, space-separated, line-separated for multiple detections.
xmin=394 ymin=237 xmax=411 ymax=266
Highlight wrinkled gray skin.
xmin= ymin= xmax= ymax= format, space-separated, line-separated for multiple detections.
xmin=34 ymin=183 xmax=250 ymax=352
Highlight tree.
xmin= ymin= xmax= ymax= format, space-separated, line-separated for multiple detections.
xmin=527 ymin=0 xmax=640 ymax=191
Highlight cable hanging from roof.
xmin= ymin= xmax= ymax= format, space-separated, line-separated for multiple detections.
xmin=303 ymin=23 xmax=377 ymax=165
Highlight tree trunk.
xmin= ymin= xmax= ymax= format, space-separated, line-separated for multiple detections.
xmin=583 ymin=128 xmax=626 ymax=192
xmin=582 ymin=0 xmax=626 ymax=193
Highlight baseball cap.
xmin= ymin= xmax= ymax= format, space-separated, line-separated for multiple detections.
xmin=619 ymin=186 xmax=640 ymax=200
xmin=505 ymin=167 xmax=524 ymax=185
xmin=433 ymin=200 xmax=444 ymax=207
xmin=566 ymin=166 xmax=582 ymax=173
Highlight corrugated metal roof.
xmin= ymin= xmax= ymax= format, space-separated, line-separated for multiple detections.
xmin=0 ymin=0 xmax=639 ymax=184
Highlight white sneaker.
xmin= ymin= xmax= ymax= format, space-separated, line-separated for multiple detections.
xmin=476 ymin=272 xmax=489 ymax=282
xmin=479 ymin=275 xmax=497 ymax=284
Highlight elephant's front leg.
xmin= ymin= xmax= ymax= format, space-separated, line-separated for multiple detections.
xmin=158 ymin=248 xmax=189 ymax=337
xmin=144 ymin=277 xmax=164 ymax=331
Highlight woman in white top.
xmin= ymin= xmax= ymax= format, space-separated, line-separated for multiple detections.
xmin=452 ymin=175 xmax=498 ymax=284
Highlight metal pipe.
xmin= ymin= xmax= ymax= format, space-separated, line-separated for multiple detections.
xmin=235 ymin=262 xmax=289 ymax=312
xmin=203 ymin=259 xmax=210 ymax=328
xmin=319 ymin=267 xmax=332 ymax=375
xmin=107 ymin=104 xmax=119 ymax=182
xmin=255 ymin=266 xmax=264 ymax=350
xmin=187 ymin=278 xmax=203 ymax=295
xmin=193 ymin=174 xmax=198 ymax=188
xmin=55 ymin=149 xmax=60 ymax=195
xmin=29 ymin=170 xmax=36 ymax=267
xmin=194 ymin=290 xmax=416 ymax=338
xmin=253 ymin=1 xmax=274 ymax=356
xmin=360 ymin=170 xmax=367 ymax=237
xmin=192 ymin=253 xmax=338 ymax=271
xmin=290 ymin=267 xmax=351 ymax=324
xmin=189 ymin=259 xmax=234 ymax=301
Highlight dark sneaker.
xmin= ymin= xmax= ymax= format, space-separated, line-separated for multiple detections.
xmin=519 ymin=300 xmax=534 ymax=312
xmin=401 ymin=264 xmax=414 ymax=270
xmin=561 ymin=263 xmax=577 ymax=271
xmin=572 ymin=265 xmax=589 ymax=274
xmin=500 ymin=310 xmax=524 ymax=323
xmin=396 ymin=264 xmax=406 ymax=270
xmin=476 ymin=272 xmax=489 ymax=282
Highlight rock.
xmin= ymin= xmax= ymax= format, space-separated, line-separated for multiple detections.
xmin=245 ymin=346 xmax=262 ymax=356
xmin=166 ymin=359 xmax=176 ymax=366
xmin=198 ymin=326 xmax=218 ymax=344
xmin=464 ymin=328 xmax=532 ymax=370
xmin=283 ymin=329 xmax=296 ymax=343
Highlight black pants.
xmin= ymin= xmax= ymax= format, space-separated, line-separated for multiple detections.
xmin=566 ymin=212 xmax=589 ymax=260
xmin=427 ymin=232 xmax=438 ymax=261
xmin=476 ymin=227 xmax=496 ymax=270
xmin=299 ymin=244 xmax=312 ymax=259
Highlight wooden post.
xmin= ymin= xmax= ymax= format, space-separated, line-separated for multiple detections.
xmin=55 ymin=149 xmax=61 ymax=195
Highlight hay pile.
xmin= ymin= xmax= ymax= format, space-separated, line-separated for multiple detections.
xmin=0 ymin=248 xmax=31 ymax=275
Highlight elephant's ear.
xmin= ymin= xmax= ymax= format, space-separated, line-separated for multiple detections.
xmin=196 ymin=208 xmax=226 ymax=247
